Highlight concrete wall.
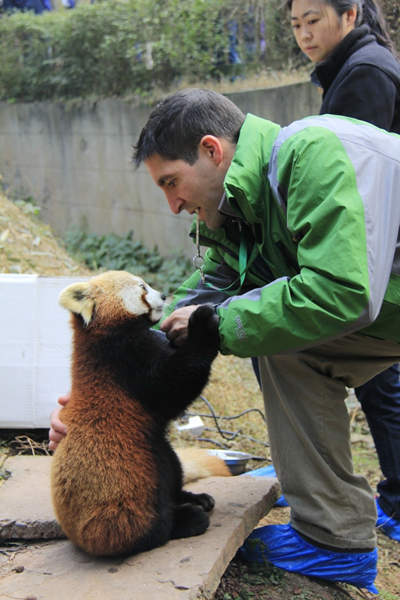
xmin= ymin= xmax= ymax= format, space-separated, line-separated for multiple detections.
xmin=0 ymin=82 xmax=320 ymax=256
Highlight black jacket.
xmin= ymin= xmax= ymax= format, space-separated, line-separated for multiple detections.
xmin=312 ymin=25 xmax=400 ymax=134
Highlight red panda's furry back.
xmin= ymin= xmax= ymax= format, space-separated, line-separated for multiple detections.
xmin=50 ymin=271 xmax=229 ymax=557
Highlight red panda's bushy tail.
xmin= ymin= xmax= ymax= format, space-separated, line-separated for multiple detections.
xmin=175 ymin=447 xmax=232 ymax=483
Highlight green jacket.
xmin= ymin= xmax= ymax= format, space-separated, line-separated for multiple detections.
xmin=165 ymin=114 xmax=400 ymax=358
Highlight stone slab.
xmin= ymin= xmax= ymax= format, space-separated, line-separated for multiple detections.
xmin=0 ymin=456 xmax=64 ymax=540
xmin=0 ymin=456 xmax=279 ymax=599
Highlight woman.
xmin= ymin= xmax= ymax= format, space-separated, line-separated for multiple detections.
xmin=289 ymin=0 xmax=399 ymax=130
xmin=288 ymin=0 xmax=400 ymax=539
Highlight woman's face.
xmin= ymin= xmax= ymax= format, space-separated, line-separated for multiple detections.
xmin=290 ymin=0 xmax=356 ymax=63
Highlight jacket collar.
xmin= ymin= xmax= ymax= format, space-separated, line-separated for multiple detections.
xmin=312 ymin=25 xmax=375 ymax=91
xmin=220 ymin=113 xmax=281 ymax=224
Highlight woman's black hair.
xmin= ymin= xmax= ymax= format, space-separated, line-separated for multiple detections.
xmin=286 ymin=0 xmax=394 ymax=53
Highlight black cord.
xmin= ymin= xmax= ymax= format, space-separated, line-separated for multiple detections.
xmin=184 ymin=395 xmax=269 ymax=448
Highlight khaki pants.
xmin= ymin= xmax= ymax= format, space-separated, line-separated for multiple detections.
xmin=258 ymin=333 xmax=400 ymax=550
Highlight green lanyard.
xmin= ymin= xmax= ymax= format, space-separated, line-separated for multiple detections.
xmin=193 ymin=215 xmax=258 ymax=294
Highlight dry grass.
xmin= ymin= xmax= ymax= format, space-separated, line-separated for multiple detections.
xmin=204 ymin=67 xmax=312 ymax=95
xmin=136 ymin=67 xmax=312 ymax=105
xmin=0 ymin=189 xmax=91 ymax=277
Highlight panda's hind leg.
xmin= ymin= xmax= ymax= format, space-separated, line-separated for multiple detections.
xmin=170 ymin=502 xmax=210 ymax=539
xmin=179 ymin=489 xmax=215 ymax=512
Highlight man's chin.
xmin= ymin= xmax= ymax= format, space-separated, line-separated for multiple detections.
xmin=205 ymin=212 xmax=227 ymax=230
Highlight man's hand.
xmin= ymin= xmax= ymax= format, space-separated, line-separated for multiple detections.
xmin=161 ymin=305 xmax=199 ymax=346
xmin=48 ymin=393 xmax=70 ymax=452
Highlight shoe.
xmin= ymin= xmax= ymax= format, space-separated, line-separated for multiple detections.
xmin=376 ymin=499 xmax=400 ymax=542
xmin=243 ymin=464 xmax=289 ymax=507
xmin=274 ymin=494 xmax=289 ymax=508
xmin=239 ymin=523 xmax=378 ymax=594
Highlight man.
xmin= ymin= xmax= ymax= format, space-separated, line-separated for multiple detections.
xmin=133 ymin=88 xmax=400 ymax=593
xmin=50 ymin=87 xmax=400 ymax=592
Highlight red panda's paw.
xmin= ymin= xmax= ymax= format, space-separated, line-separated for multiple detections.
xmin=179 ymin=489 xmax=215 ymax=512
xmin=191 ymin=492 xmax=215 ymax=512
xmin=188 ymin=304 xmax=219 ymax=352
xmin=171 ymin=503 xmax=210 ymax=539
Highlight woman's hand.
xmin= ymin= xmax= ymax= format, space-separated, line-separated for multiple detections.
xmin=48 ymin=393 xmax=70 ymax=451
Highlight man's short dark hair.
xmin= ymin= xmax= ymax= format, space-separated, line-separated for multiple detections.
xmin=133 ymin=88 xmax=245 ymax=166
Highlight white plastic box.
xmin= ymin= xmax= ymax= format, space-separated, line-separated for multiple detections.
xmin=0 ymin=274 xmax=88 ymax=428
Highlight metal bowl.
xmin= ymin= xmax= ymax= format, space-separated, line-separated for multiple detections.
xmin=206 ymin=449 xmax=264 ymax=475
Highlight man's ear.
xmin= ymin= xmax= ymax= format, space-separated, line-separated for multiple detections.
xmin=199 ymin=135 xmax=224 ymax=165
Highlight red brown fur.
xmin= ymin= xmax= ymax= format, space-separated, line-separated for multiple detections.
xmin=50 ymin=271 xmax=228 ymax=557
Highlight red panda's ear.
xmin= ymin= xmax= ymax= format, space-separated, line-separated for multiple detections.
xmin=59 ymin=281 xmax=94 ymax=325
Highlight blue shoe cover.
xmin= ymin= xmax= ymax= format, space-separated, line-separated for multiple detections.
xmin=244 ymin=465 xmax=289 ymax=507
xmin=239 ymin=524 xmax=378 ymax=594
xmin=274 ymin=495 xmax=289 ymax=507
xmin=376 ymin=499 xmax=400 ymax=542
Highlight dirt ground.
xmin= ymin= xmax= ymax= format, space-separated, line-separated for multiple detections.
xmin=1 ymin=190 xmax=399 ymax=600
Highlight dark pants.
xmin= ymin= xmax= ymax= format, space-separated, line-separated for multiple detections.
xmin=355 ymin=364 xmax=400 ymax=520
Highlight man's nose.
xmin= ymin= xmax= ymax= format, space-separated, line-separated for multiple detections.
xmin=166 ymin=194 xmax=184 ymax=215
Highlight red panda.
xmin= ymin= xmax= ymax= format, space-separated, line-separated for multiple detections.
xmin=50 ymin=270 xmax=230 ymax=557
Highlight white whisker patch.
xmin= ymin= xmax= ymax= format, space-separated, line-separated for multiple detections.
xmin=119 ymin=285 xmax=148 ymax=316
xmin=144 ymin=284 xmax=165 ymax=322
xmin=119 ymin=276 xmax=165 ymax=322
